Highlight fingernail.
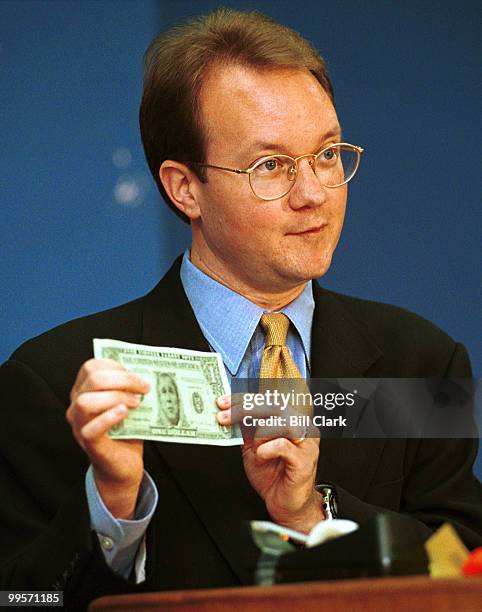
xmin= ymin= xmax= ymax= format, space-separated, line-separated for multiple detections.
xmin=115 ymin=404 xmax=127 ymax=415
xmin=218 ymin=394 xmax=230 ymax=406
xmin=218 ymin=411 xmax=228 ymax=424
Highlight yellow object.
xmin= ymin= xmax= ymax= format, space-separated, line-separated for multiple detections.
xmin=259 ymin=313 xmax=303 ymax=379
xmin=425 ymin=523 xmax=470 ymax=577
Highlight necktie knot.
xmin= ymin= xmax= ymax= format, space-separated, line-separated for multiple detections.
xmin=260 ymin=313 xmax=290 ymax=347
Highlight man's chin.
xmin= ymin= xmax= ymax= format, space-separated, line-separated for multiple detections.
xmin=289 ymin=256 xmax=334 ymax=282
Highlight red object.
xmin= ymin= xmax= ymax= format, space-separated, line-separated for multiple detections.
xmin=463 ymin=547 xmax=482 ymax=576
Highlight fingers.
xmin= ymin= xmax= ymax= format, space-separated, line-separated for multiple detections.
xmin=71 ymin=358 xmax=124 ymax=395
xmin=67 ymin=358 xmax=150 ymax=454
xmin=216 ymin=392 xmax=245 ymax=409
xmin=66 ymin=390 xmax=142 ymax=426
xmin=254 ymin=436 xmax=318 ymax=463
xmin=69 ymin=404 xmax=128 ymax=453
xmin=216 ymin=392 xmax=319 ymax=448
xmin=76 ymin=369 xmax=149 ymax=396
xmin=255 ymin=437 xmax=294 ymax=462
xmin=216 ymin=393 xmax=312 ymax=424
xmin=68 ymin=394 xmax=137 ymax=452
xmin=80 ymin=404 xmax=128 ymax=446
xmin=217 ymin=408 xmax=231 ymax=426
xmin=247 ymin=421 xmax=317 ymax=444
xmin=216 ymin=392 xmax=245 ymax=426
xmin=216 ymin=395 xmax=230 ymax=425
xmin=71 ymin=358 xmax=150 ymax=399
xmin=217 ymin=394 xmax=231 ymax=410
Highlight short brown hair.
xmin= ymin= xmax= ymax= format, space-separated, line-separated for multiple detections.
xmin=139 ymin=7 xmax=335 ymax=223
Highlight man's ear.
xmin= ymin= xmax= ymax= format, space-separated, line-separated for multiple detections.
xmin=159 ymin=161 xmax=201 ymax=220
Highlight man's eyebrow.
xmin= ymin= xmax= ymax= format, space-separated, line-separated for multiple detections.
xmin=324 ymin=125 xmax=343 ymax=142
xmin=245 ymin=125 xmax=343 ymax=157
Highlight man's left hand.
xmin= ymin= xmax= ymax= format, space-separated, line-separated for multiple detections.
xmin=217 ymin=395 xmax=324 ymax=533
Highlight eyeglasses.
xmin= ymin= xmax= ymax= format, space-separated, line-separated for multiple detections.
xmin=187 ymin=142 xmax=364 ymax=201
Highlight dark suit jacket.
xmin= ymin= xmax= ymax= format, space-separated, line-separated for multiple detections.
xmin=1 ymin=256 xmax=481 ymax=610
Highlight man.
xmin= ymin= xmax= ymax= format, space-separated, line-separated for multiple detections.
xmin=0 ymin=8 xmax=480 ymax=610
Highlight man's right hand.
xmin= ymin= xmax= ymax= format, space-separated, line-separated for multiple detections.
xmin=66 ymin=358 xmax=151 ymax=519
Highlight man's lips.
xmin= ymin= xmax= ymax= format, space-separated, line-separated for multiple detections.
xmin=286 ymin=223 xmax=327 ymax=236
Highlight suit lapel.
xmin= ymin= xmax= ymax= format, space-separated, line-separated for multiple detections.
xmin=310 ymin=282 xmax=382 ymax=378
xmin=140 ymin=258 xmax=264 ymax=584
xmin=140 ymin=255 xmax=210 ymax=352
xmin=311 ymin=283 xmax=387 ymax=500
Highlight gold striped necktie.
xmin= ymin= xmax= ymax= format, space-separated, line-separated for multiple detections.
xmin=259 ymin=313 xmax=303 ymax=379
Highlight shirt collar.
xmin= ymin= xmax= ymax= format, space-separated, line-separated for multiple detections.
xmin=180 ymin=250 xmax=314 ymax=375
xmin=282 ymin=280 xmax=314 ymax=369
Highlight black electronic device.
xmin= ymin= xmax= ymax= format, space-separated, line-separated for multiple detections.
xmin=249 ymin=513 xmax=429 ymax=585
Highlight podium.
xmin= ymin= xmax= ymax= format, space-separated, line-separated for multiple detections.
xmin=89 ymin=576 xmax=482 ymax=611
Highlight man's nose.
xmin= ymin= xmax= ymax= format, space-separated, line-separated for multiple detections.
xmin=288 ymin=158 xmax=326 ymax=210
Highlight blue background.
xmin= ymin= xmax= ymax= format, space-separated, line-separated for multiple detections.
xmin=1 ymin=1 xmax=480 ymax=476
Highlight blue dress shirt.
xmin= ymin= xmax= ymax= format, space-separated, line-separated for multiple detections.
xmin=180 ymin=251 xmax=314 ymax=380
xmin=86 ymin=250 xmax=315 ymax=580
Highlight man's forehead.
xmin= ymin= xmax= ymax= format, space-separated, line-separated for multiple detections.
xmin=200 ymin=63 xmax=338 ymax=156
xmin=243 ymin=124 xmax=342 ymax=157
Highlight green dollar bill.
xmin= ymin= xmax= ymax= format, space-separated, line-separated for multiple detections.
xmin=93 ymin=338 xmax=242 ymax=446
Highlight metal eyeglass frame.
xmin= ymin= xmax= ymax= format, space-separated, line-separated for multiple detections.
xmin=186 ymin=142 xmax=364 ymax=201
